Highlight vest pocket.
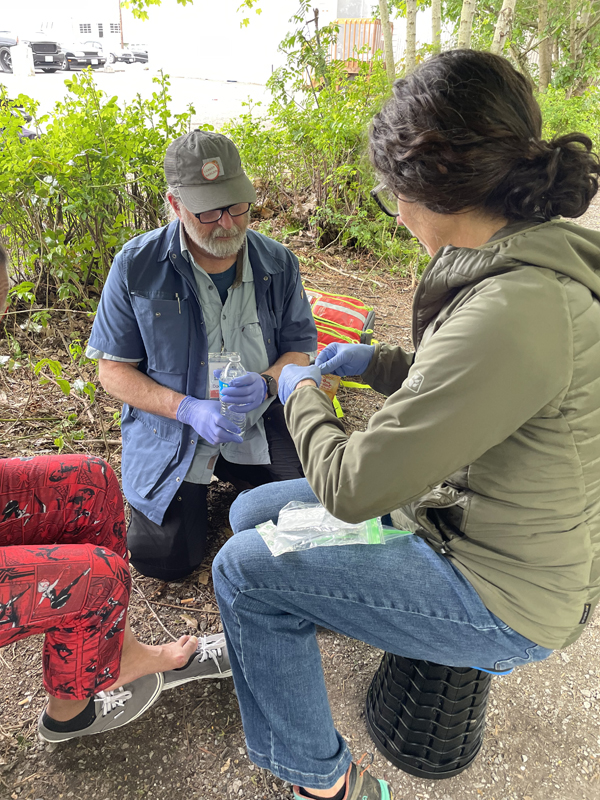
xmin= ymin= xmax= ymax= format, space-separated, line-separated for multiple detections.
xmin=122 ymin=408 xmax=182 ymax=498
xmin=131 ymin=292 xmax=190 ymax=373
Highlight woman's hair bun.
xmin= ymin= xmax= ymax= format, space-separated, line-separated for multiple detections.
xmin=370 ymin=50 xmax=600 ymax=221
xmin=495 ymin=133 xmax=599 ymax=220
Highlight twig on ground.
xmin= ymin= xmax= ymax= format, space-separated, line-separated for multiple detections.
xmin=132 ymin=578 xmax=178 ymax=641
xmin=149 ymin=599 xmax=221 ymax=615
xmin=4 ymin=717 xmax=36 ymax=731
xmin=317 ymin=260 xmax=385 ymax=288
xmin=2 ymin=308 xmax=94 ymax=317
xmin=0 ymin=417 xmax=61 ymax=421
xmin=80 ymin=439 xmax=122 ymax=445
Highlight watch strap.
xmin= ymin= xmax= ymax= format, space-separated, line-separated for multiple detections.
xmin=260 ymin=373 xmax=277 ymax=398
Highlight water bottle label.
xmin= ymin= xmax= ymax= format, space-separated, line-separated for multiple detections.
xmin=218 ymin=379 xmax=229 ymax=394
xmin=209 ymin=353 xmax=231 ymax=399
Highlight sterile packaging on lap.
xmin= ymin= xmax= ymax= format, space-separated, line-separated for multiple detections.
xmin=256 ymin=502 xmax=409 ymax=557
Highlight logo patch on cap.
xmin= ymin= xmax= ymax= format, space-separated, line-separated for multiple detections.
xmin=201 ymin=157 xmax=224 ymax=181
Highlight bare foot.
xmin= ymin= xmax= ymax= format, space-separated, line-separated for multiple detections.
xmin=106 ymin=634 xmax=199 ymax=691
xmin=45 ymin=635 xmax=198 ymax=723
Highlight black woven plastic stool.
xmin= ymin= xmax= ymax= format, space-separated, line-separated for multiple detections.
xmin=365 ymin=653 xmax=492 ymax=779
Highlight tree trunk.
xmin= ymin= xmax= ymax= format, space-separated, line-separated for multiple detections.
xmin=378 ymin=0 xmax=396 ymax=83
xmin=538 ymin=0 xmax=551 ymax=91
xmin=457 ymin=0 xmax=477 ymax=49
xmin=569 ymin=0 xmax=578 ymax=62
xmin=432 ymin=0 xmax=442 ymax=54
xmin=490 ymin=0 xmax=517 ymax=54
xmin=509 ymin=43 xmax=533 ymax=82
xmin=405 ymin=0 xmax=417 ymax=74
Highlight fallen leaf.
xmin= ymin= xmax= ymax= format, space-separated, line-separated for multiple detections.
xmin=221 ymin=527 xmax=234 ymax=539
xmin=180 ymin=613 xmax=199 ymax=630
xmin=221 ymin=758 xmax=231 ymax=773
xmin=198 ymin=571 xmax=210 ymax=585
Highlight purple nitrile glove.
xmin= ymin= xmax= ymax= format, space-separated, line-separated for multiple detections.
xmin=218 ymin=371 xmax=267 ymax=412
xmin=176 ymin=396 xmax=243 ymax=445
xmin=278 ymin=364 xmax=322 ymax=405
xmin=314 ymin=342 xmax=375 ymax=377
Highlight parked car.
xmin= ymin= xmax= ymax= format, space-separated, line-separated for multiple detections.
xmin=0 ymin=31 xmax=17 ymax=73
xmin=0 ymin=31 xmax=65 ymax=73
xmin=25 ymin=34 xmax=65 ymax=73
xmin=127 ymin=44 xmax=149 ymax=64
xmin=80 ymin=39 xmax=149 ymax=66
xmin=108 ymin=47 xmax=135 ymax=64
xmin=81 ymin=40 xmax=133 ymax=65
xmin=62 ymin=43 xmax=106 ymax=70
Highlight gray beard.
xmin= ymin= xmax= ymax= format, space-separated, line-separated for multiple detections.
xmin=189 ymin=226 xmax=246 ymax=259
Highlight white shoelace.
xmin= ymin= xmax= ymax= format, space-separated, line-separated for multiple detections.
xmin=96 ymin=687 xmax=133 ymax=717
xmin=197 ymin=633 xmax=226 ymax=671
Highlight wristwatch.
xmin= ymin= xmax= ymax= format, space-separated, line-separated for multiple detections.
xmin=260 ymin=373 xmax=278 ymax=398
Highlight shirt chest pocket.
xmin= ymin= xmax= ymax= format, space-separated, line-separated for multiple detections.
xmin=131 ymin=292 xmax=190 ymax=374
xmin=241 ymin=321 xmax=263 ymax=339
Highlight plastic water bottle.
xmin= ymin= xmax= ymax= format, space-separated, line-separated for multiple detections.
xmin=219 ymin=353 xmax=247 ymax=436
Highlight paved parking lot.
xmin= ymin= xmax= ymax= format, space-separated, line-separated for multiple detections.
xmin=0 ymin=63 xmax=270 ymax=128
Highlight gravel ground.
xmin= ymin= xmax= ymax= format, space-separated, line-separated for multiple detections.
xmin=1 ymin=207 xmax=600 ymax=800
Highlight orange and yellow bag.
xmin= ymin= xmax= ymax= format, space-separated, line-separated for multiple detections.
xmin=304 ymin=288 xmax=376 ymax=417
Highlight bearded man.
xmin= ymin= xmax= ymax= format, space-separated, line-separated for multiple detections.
xmin=87 ymin=131 xmax=317 ymax=581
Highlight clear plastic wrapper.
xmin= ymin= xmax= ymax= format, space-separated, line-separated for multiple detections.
xmin=256 ymin=502 xmax=409 ymax=557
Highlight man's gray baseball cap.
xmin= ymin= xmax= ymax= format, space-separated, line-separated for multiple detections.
xmin=164 ymin=130 xmax=257 ymax=214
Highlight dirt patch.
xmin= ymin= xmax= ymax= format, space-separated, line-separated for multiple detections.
xmin=1 ymin=216 xmax=600 ymax=800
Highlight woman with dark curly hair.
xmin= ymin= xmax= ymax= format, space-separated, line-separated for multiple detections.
xmin=212 ymin=50 xmax=600 ymax=800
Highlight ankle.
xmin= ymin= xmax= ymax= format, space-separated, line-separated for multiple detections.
xmin=299 ymin=774 xmax=346 ymax=800
xmin=43 ymin=697 xmax=96 ymax=733
xmin=46 ymin=697 xmax=91 ymax=723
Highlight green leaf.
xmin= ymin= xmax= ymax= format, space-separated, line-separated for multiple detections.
xmin=56 ymin=379 xmax=71 ymax=396
xmin=83 ymin=382 xmax=96 ymax=403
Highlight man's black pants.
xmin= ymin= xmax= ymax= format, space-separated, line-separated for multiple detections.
xmin=127 ymin=400 xmax=303 ymax=581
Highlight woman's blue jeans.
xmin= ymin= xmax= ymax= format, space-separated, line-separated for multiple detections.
xmin=212 ymin=478 xmax=553 ymax=789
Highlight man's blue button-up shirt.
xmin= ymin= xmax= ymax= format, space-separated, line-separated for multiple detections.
xmin=88 ymin=221 xmax=317 ymax=524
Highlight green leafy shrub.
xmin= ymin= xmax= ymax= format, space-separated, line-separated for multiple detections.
xmin=538 ymin=87 xmax=600 ymax=150
xmin=224 ymin=10 xmax=423 ymax=276
xmin=0 ymin=71 xmax=196 ymax=312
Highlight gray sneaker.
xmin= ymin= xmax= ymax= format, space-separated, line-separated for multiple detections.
xmin=162 ymin=633 xmax=232 ymax=689
xmin=38 ymin=672 xmax=164 ymax=743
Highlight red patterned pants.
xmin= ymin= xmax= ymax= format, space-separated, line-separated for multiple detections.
xmin=0 ymin=455 xmax=130 ymax=699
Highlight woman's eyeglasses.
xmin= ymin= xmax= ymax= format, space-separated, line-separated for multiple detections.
xmin=371 ymin=184 xmax=399 ymax=218
xmin=194 ymin=203 xmax=251 ymax=224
